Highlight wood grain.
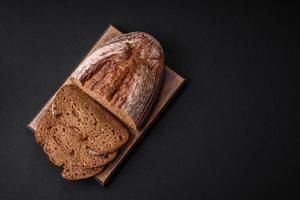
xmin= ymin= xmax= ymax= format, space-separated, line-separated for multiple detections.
xmin=27 ymin=25 xmax=185 ymax=185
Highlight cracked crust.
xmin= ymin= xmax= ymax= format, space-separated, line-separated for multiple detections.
xmin=71 ymin=32 xmax=165 ymax=130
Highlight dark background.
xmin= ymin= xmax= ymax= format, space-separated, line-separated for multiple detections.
xmin=0 ymin=1 xmax=299 ymax=200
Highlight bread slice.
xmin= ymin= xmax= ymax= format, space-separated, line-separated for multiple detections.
xmin=34 ymin=110 xmax=56 ymax=145
xmin=78 ymin=147 xmax=117 ymax=168
xmin=71 ymin=32 xmax=165 ymax=131
xmin=62 ymin=164 xmax=104 ymax=181
xmin=43 ymin=136 xmax=68 ymax=167
xmin=44 ymin=136 xmax=105 ymax=180
xmin=35 ymin=85 xmax=130 ymax=180
xmin=36 ymin=111 xmax=118 ymax=167
xmin=52 ymin=85 xmax=129 ymax=154
xmin=36 ymin=111 xmax=75 ymax=167
xmin=53 ymin=123 xmax=118 ymax=168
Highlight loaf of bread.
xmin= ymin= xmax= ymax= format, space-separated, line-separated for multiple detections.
xmin=71 ymin=32 xmax=165 ymax=131
xmin=35 ymin=85 xmax=129 ymax=180
xmin=34 ymin=31 xmax=166 ymax=180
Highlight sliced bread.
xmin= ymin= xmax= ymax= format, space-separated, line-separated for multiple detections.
xmin=52 ymin=85 xmax=129 ymax=154
xmin=35 ymin=85 xmax=130 ymax=180
xmin=36 ymin=111 xmax=117 ymax=168
xmin=62 ymin=164 xmax=104 ymax=181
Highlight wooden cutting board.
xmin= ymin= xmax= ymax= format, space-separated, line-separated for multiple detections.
xmin=27 ymin=25 xmax=185 ymax=185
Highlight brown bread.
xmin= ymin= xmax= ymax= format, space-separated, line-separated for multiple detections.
xmin=62 ymin=164 xmax=104 ymax=181
xmin=71 ymin=32 xmax=165 ymax=131
xmin=36 ymin=110 xmax=119 ymax=166
xmin=35 ymin=85 xmax=130 ymax=180
xmin=52 ymin=85 xmax=129 ymax=154
xmin=53 ymin=124 xmax=118 ymax=168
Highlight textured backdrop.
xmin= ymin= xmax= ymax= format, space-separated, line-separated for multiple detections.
xmin=0 ymin=1 xmax=298 ymax=200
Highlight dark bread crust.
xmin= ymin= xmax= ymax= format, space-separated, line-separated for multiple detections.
xmin=71 ymin=32 xmax=165 ymax=130
xmin=136 ymin=66 xmax=165 ymax=128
